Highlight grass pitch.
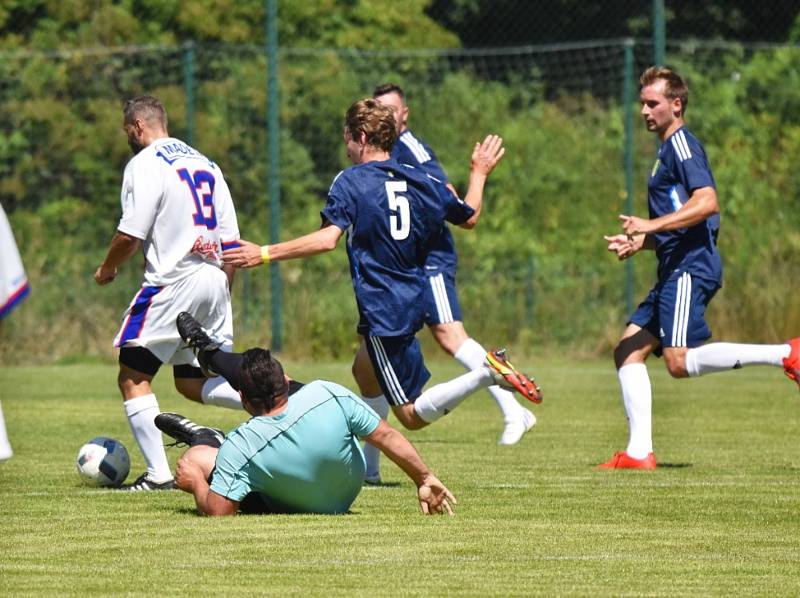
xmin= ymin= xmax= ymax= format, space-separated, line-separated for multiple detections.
xmin=1 ymin=357 xmax=799 ymax=596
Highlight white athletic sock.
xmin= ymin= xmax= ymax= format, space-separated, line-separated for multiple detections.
xmin=201 ymin=377 xmax=244 ymax=410
xmin=619 ymin=363 xmax=653 ymax=459
xmin=685 ymin=342 xmax=791 ymax=377
xmin=0 ymin=401 xmax=12 ymax=461
xmin=124 ymin=394 xmax=172 ymax=482
xmin=414 ymin=367 xmax=494 ymax=423
xmin=454 ymin=337 xmax=524 ymax=423
xmin=362 ymin=395 xmax=390 ymax=480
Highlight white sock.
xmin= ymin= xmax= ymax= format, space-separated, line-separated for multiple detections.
xmin=414 ymin=367 xmax=493 ymax=423
xmin=685 ymin=343 xmax=791 ymax=377
xmin=201 ymin=377 xmax=244 ymax=410
xmin=618 ymin=363 xmax=653 ymax=459
xmin=124 ymin=394 xmax=172 ymax=482
xmin=0 ymin=401 xmax=12 ymax=461
xmin=362 ymin=395 xmax=390 ymax=480
xmin=454 ymin=337 xmax=524 ymax=423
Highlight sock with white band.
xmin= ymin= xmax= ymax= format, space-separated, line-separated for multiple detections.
xmin=201 ymin=377 xmax=244 ymax=410
xmin=124 ymin=394 xmax=172 ymax=482
xmin=618 ymin=363 xmax=653 ymax=460
xmin=413 ymin=367 xmax=494 ymax=423
xmin=685 ymin=342 xmax=791 ymax=377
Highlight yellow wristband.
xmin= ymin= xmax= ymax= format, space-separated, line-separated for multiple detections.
xmin=260 ymin=245 xmax=271 ymax=264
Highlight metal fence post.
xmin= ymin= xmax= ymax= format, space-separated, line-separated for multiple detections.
xmin=623 ymin=39 xmax=635 ymax=316
xmin=653 ymin=0 xmax=666 ymax=66
xmin=183 ymin=41 xmax=194 ymax=145
xmin=266 ymin=0 xmax=282 ymax=351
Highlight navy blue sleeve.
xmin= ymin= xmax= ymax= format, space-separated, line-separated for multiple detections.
xmin=320 ymin=170 xmax=355 ymax=229
xmin=673 ymin=133 xmax=715 ymax=192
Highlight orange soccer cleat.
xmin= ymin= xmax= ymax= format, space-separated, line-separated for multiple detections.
xmin=598 ymin=451 xmax=657 ymax=470
xmin=485 ymin=349 xmax=542 ymax=404
xmin=782 ymin=337 xmax=800 ymax=391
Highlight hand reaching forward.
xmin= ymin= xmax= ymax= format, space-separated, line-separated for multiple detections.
xmin=417 ymin=474 xmax=457 ymax=516
xmin=222 ymin=239 xmax=264 ymax=269
xmin=470 ymin=134 xmax=506 ymax=176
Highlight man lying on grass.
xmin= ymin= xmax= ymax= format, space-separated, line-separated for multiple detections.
xmin=156 ymin=327 xmax=455 ymax=516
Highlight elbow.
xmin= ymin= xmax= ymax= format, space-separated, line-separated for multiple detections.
xmin=460 ymin=217 xmax=478 ymax=230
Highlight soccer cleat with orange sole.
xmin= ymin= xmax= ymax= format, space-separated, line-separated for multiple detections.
xmin=485 ymin=349 xmax=542 ymax=404
xmin=598 ymin=451 xmax=657 ymax=470
xmin=782 ymin=337 xmax=800 ymax=391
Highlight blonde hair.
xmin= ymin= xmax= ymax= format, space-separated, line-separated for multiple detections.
xmin=344 ymin=98 xmax=397 ymax=152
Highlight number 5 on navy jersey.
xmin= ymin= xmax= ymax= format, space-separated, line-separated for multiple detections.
xmin=385 ymin=180 xmax=410 ymax=240
xmin=178 ymin=168 xmax=217 ymax=230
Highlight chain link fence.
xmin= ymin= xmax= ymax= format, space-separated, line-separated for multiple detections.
xmin=2 ymin=3 xmax=800 ymax=362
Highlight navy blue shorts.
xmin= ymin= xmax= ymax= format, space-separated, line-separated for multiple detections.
xmin=365 ymin=334 xmax=431 ymax=406
xmin=630 ymin=271 xmax=720 ymax=353
xmin=422 ymin=271 xmax=463 ymax=326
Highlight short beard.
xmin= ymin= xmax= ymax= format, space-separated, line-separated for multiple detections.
xmin=128 ymin=138 xmax=146 ymax=154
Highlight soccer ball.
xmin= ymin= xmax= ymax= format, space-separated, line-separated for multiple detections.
xmin=76 ymin=437 xmax=131 ymax=487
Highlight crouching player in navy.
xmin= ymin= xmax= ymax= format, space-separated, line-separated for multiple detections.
xmin=601 ymin=66 xmax=800 ymax=470
xmin=157 ymin=342 xmax=456 ymax=516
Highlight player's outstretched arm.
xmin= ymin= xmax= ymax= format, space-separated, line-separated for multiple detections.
xmin=365 ymin=420 xmax=457 ymax=515
xmin=459 ymin=134 xmax=505 ymax=229
xmin=222 ymin=224 xmax=344 ymax=269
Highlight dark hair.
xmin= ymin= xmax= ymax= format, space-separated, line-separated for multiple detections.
xmin=123 ymin=95 xmax=168 ymax=129
xmin=238 ymin=348 xmax=288 ymax=413
xmin=344 ymin=98 xmax=397 ymax=152
xmin=640 ymin=66 xmax=689 ymax=116
xmin=372 ymin=82 xmax=405 ymax=100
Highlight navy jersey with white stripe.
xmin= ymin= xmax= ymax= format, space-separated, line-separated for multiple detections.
xmin=648 ymin=126 xmax=722 ymax=284
xmin=391 ymin=129 xmax=457 ymax=274
xmin=322 ymin=158 xmax=474 ymax=336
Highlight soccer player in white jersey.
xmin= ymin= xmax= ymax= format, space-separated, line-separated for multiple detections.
xmin=95 ymin=96 xmax=243 ymax=490
xmin=373 ymin=83 xmax=535 ymax=450
xmin=0 ymin=202 xmax=30 ymax=461
xmin=601 ymin=67 xmax=800 ymax=470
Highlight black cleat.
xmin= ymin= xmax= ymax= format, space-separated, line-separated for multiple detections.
xmin=119 ymin=472 xmax=175 ymax=492
xmin=155 ymin=412 xmax=225 ymax=449
xmin=176 ymin=312 xmax=222 ymax=377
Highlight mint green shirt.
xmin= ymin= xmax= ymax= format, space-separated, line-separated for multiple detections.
xmin=210 ymin=380 xmax=380 ymax=514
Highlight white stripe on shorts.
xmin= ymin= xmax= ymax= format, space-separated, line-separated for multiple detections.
xmin=671 ymin=272 xmax=692 ymax=347
xmin=368 ymin=336 xmax=409 ymax=405
xmin=429 ymin=274 xmax=454 ymax=323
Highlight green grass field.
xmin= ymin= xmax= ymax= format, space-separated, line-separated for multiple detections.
xmin=1 ymin=357 xmax=799 ymax=596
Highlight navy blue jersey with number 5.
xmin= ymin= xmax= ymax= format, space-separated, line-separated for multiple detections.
xmin=321 ymin=158 xmax=475 ymax=337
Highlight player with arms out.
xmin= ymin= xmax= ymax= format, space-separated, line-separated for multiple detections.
xmin=601 ymin=67 xmax=800 ymax=470
xmin=372 ymin=83 xmax=534 ymax=455
xmin=223 ymin=99 xmax=540 ymax=467
xmin=95 ymin=96 xmax=244 ymax=490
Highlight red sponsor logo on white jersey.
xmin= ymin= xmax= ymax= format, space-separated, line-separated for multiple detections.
xmin=190 ymin=236 xmax=220 ymax=261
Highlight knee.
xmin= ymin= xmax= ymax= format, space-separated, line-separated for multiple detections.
xmin=392 ymin=405 xmax=428 ymax=430
xmin=663 ymin=353 xmax=688 ymax=378
xmin=174 ymin=378 xmax=203 ymax=402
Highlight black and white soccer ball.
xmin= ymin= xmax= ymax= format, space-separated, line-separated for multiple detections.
xmin=76 ymin=437 xmax=131 ymax=487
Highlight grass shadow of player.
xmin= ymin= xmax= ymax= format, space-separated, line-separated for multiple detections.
xmin=656 ymin=462 xmax=692 ymax=468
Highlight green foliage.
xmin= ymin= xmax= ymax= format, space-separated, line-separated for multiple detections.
xmin=2 ymin=30 xmax=800 ymax=362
